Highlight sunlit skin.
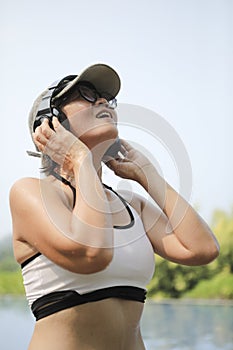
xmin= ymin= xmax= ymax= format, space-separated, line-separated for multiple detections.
xmin=10 ymin=94 xmax=219 ymax=350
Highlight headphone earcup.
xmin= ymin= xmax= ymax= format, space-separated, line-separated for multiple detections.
xmin=33 ymin=109 xmax=70 ymax=133
xmin=33 ymin=115 xmax=54 ymax=132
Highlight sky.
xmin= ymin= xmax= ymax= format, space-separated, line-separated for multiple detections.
xmin=0 ymin=0 xmax=232 ymax=239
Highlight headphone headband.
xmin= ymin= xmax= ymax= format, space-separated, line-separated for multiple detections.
xmin=33 ymin=78 xmax=73 ymax=132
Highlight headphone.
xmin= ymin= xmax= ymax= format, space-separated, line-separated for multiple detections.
xmin=33 ymin=75 xmax=76 ymax=133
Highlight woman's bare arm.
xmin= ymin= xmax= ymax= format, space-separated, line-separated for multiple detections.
xmin=107 ymin=140 xmax=219 ymax=266
xmin=10 ymin=118 xmax=114 ymax=274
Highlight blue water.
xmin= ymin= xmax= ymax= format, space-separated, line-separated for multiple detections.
xmin=141 ymin=300 xmax=233 ymax=350
xmin=0 ymin=297 xmax=232 ymax=350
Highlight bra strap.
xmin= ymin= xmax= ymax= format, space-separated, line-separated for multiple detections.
xmin=51 ymin=170 xmax=76 ymax=208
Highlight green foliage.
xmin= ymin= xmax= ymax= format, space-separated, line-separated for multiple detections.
xmin=211 ymin=209 xmax=233 ymax=273
xmin=0 ymin=236 xmax=24 ymax=294
xmin=184 ymin=270 xmax=233 ymax=299
xmin=0 ymin=257 xmax=19 ymax=272
xmin=0 ymin=270 xmax=25 ymax=294
xmin=0 ymin=236 xmax=19 ymax=272
xmin=147 ymin=208 xmax=233 ymax=299
xmin=147 ymin=258 xmax=216 ymax=299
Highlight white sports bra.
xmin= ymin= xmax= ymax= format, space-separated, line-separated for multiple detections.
xmin=21 ymin=184 xmax=155 ymax=320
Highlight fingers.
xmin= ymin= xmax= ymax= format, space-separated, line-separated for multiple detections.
xmin=106 ymin=158 xmax=118 ymax=167
xmin=120 ymin=139 xmax=133 ymax=152
xmin=51 ymin=116 xmax=62 ymax=132
xmin=33 ymin=118 xmax=56 ymax=151
xmin=119 ymin=139 xmax=135 ymax=159
xmin=105 ymin=158 xmax=119 ymax=173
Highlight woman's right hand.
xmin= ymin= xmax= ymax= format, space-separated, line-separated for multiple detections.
xmin=33 ymin=117 xmax=91 ymax=174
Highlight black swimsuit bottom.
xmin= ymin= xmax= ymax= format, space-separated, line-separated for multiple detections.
xmin=32 ymin=286 xmax=147 ymax=321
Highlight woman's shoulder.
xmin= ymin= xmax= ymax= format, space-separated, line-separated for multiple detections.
xmin=10 ymin=176 xmax=59 ymax=193
xmin=10 ymin=176 xmax=39 ymax=192
xmin=10 ymin=177 xmax=40 ymax=200
xmin=9 ymin=178 xmax=40 ymax=218
xmin=117 ymin=189 xmax=144 ymax=215
xmin=10 ymin=175 xmax=65 ymax=203
xmin=11 ymin=176 xmax=40 ymax=188
xmin=117 ymin=188 xmax=162 ymax=223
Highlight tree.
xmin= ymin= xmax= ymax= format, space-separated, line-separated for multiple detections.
xmin=147 ymin=208 xmax=233 ymax=299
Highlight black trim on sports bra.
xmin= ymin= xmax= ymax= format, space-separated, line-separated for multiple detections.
xmin=51 ymin=170 xmax=76 ymax=208
xmin=31 ymin=286 xmax=146 ymax=321
xmin=21 ymin=252 xmax=42 ymax=269
xmin=50 ymin=173 xmax=135 ymax=230
xmin=21 ymin=183 xmax=135 ymax=269
xmin=103 ymin=184 xmax=135 ymax=229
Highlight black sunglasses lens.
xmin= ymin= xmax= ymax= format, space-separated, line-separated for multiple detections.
xmin=79 ymin=85 xmax=98 ymax=103
xmin=52 ymin=80 xmax=117 ymax=108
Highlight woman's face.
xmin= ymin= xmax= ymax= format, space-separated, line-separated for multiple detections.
xmin=61 ymin=96 xmax=118 ymax=151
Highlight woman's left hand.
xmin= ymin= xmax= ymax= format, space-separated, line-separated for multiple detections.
xmin=106 ymin=139 xmax=153 ymax=182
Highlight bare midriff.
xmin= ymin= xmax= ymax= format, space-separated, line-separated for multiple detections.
xmin=28 ymin=298 xmax=146 ymax=350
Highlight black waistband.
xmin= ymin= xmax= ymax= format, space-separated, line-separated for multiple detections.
xmin=31 ymin=286 xmax=146 ymax=321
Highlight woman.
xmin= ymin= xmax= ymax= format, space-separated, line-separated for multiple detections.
xmin=10 ymin=63 xmax=219 ymax=350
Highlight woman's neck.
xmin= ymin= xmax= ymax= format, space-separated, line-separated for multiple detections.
xmin=55 ymin=160 xmax=103 ymax=187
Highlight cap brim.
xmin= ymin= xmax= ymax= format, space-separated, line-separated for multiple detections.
xmin=54 ymin=63 xmax=121 ymax=100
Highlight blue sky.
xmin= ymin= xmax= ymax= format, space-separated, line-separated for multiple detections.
xmin=1 ymin=0 xmax=232 ymax=238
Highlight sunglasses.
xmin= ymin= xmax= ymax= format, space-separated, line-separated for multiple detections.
xmin=52 ymin=79 xmax=117 ymax=110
